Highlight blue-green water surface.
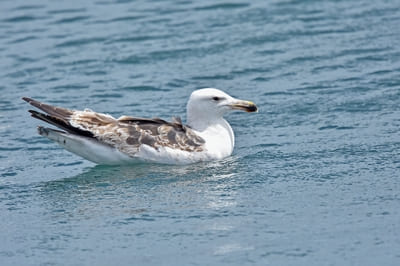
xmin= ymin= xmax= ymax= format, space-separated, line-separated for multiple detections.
xmin=1 ymin=0 xmax=400 ymax=265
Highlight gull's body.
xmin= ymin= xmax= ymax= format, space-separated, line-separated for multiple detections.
xmin=23 ymin=88 xmax=257 ymax=165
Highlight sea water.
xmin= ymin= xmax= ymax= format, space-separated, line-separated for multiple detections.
xmin=0 ymin=0 xmax=399 ymax=265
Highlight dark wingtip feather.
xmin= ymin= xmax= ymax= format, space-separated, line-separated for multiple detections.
xmin=28 ymin=109 xmax=37 ymax=116
xmin=28 ymin=110 xmax=46 ymax=120
xmin=23 ymin=97 xmax=73 ymax=119
xmin=22 ymin=97 xmax=44 ymax=110
xmin=22 ymin=97 xmax=34 ymax=103
xmin=28 ymin=110 xmax=94 ymax=138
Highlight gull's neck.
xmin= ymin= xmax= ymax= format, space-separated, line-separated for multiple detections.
xmin=187 ymin=109 xmax=235 ymax=158
xmin=187 ymin=108 xmax=225 ymax=132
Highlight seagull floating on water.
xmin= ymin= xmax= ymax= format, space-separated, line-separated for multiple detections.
xmin=23 ymin=88 xmax=258 ymax=165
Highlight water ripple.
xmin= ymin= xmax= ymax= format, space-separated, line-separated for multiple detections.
xmin=194 ymin=3 xmax=250 ymax=11
xmin=2 ymin=15 xmax=37 ymax=23
xmin=120 ymin=85 xmax=169 ymax=92
xmin=1 ymin=0 xmax=400 ymax=265
xmin=53 ymin=15 xmax=91 ymax=24
xmin=55 ymin=37 xmax=106 ymax=48
xmin=47 ymin=8 xmax=87 ymax=15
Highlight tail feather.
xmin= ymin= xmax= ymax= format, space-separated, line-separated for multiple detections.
xmin=37 ymin=126 xmax=132 ymax=165
xmin=23 ymin=97 xmax=133 ymax=164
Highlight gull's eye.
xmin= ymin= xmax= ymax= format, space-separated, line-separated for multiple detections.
xmin=212 ymin=96 xmax=221 ymax=101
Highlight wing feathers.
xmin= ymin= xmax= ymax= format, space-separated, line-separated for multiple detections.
xmin=22 ymin=97 xmax=73 ymax=120
xmin=24 ymin=97 xmax=205 ymax=156
xmin=28 ymin=110 xmax=94 ymax=138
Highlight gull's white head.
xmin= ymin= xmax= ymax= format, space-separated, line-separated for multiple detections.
xmin=186 ymin=88 xmax=258 ymax=129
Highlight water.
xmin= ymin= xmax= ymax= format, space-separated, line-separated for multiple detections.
xmin=1 ymin=0 xmax=399 ymax=265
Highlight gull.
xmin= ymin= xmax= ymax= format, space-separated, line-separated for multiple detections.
xmin=23 ymin=88 xmax=258 ymax=165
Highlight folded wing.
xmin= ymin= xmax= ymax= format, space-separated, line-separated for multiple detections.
xmin=23 ymin=97 xmax=205 ymax=157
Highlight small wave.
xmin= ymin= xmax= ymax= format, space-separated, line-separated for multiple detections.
xmin=55 ymin=37 xmax=106 ymax=48
xmin=0 ymin=146 xmax=22 ymax=151
xmin=336 ymin=47 xmax=390 ymax=57
xmin=53 ymin=15 xmax=91 ymax=24
xmin=3 ymin=15 xmax=36 ymax=23
xmin=263 ymin=91 xmax=293 ymax=96
xmin=85 ymin=70 xmax=107 ymax=76
xmin=47 ymin=8 xmax=87 ymax=15
xmin=1 ymin=171 xmax=17 ymax=177
xmin=92 ymin=93 xmax=123 ymax=98
xmin=106 ymin=34 xmax=171 ymax=44
xmin=165 ymin=79 xmax=190 ymax=88
xmin=231 ymin=67 xmax=271 ymax=76
xmin=11 ymin=5 xmax=45 ymax=11
xmin=257 ymin=143 xmax=282 ymax=148
xmin=255 ymin=49 xmax=284 ymax=55
xmin=120 ymin=86 xmax=169 ymax=92
xmin=311 ymin=64 xmax=345 ymax=73
xmin=191 ymin=74 xmax=233 ymax=80
xmin=55 ymin=161 xmax=83 ymax=167
xmin=52 ymin=84 xmax=89 ymax=91
xmin=241 ymin=34 xmax=289 ymax=46
xmin=194 ymin=3 xmax=250 ymax=11
xmin=318 ymin=125 xmax=355 ymax=131
xmin=8 ymin=36 xmax=38 ymax=44
xmin=54 ymin=59 xmax=97 ymax=67
xmin=108 ymin=15 xmax=146 ymax=23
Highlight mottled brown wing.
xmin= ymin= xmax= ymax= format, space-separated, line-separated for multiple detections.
xmin=115 ymin=116 xmax=205 ymax=154
xmin=23 ymin=97 xmax=205 ymax=156
xmin=70 ymin=112 xmax=205 ymax=156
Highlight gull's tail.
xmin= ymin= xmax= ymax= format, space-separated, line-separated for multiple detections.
xmin=23 ymin=97 xmax=131 ymax=164
xmin=36 ymin=126 xmax=129 ymax=164
xmin=22 ymin=97 xmax=93 ymax=137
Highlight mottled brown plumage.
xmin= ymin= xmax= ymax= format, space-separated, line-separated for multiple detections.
xmin=22 ymin=97 xmax=205 ymax=157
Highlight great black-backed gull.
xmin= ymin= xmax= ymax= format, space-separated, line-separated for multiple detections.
xmin=23 ymin=88 xmax=258 ymax=165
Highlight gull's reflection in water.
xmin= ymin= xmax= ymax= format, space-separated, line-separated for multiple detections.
xmin=42 ymin=155 xmax=241 ymax=188
xmin=37 ymin=156 xmax=243 ymax=223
